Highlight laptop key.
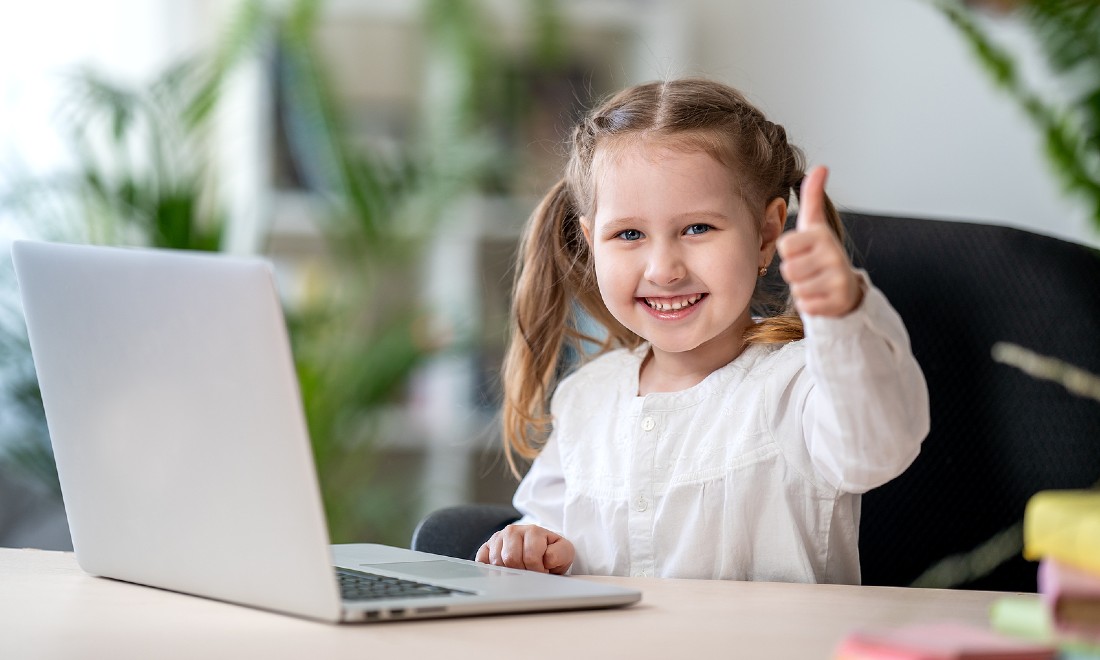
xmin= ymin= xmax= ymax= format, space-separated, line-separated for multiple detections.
xmin=336 ymin=568 xmax=473 ymax=601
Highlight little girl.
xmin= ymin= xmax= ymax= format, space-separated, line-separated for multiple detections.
xmin=475 ymin=78 xmax=929 ymax=584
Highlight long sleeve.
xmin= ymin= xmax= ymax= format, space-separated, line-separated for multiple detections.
xmin=511 ymin=432 xmax=567 ymax=535
xmin=798 ymin=272 xmax=930 ymax=493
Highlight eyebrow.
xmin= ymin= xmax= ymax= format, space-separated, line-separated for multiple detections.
xmin=601 ymin=210 xmax=731 ymax=231
xmin=673 ymin=210 xmax=731 ymax=223
xmin=600 ymin=217 xmax=642 ymax=234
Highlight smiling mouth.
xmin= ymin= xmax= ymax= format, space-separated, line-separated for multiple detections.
xmin=641 ymin=293 xmax=705 ymax=312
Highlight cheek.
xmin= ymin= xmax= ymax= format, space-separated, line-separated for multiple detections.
xmin=699 ymin=243 xmax=759 ymax=295
xmin=591 ymin=249 xmax=635 ymax=308
xmin=592 ymin=255 xmax=621 ymax=298
xmin=731 ymin=232 xmax=765 ymax=268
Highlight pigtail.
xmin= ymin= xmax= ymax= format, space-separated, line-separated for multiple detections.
xmin=501 ymin=180 xmax=594 ymax=477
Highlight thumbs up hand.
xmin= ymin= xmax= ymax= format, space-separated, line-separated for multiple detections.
xmin=776 ymin=166 xmax=863 ymax=318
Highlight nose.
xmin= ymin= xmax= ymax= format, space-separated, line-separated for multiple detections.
xmin=644 ymin=241 xmax=686 ymax=286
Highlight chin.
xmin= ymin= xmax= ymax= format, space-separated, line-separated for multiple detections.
xmin=645 ymin=336 xmax=707 ymax=355
xmin=646 ymin=325 xmax=746 ymax=358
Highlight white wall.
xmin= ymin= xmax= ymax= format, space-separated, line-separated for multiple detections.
xmin=666 ymin=0 xmax=1096 ymax=248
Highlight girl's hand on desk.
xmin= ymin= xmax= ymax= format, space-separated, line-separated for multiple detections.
xmin=777 ymin=166 xmax=863 ymax=317
xmin=476 ymin=524 xmax=575 ymax=575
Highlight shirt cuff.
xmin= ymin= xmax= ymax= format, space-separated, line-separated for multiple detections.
xmin=801 ymin=269 xmax=899 ymax=349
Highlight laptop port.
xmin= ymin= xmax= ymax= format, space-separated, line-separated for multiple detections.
xmin=389 ymin=608 xmax=406 ymax=617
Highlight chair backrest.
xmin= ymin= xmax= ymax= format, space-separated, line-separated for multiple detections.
xmin=833 ymin=212 xmax=1100 ymax=591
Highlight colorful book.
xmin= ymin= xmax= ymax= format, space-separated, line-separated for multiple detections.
xmin=990 ymin=596 xmax=1100 ymax=657
xmin=1023 ymin=490 xmax=1100 ymax=575
xmin=1038 ymin=558 xmax=1100 ymax=641
xmin=989 ymin=597 xmax=1052 ymax=642
xmin=833 ymin=622 xmax=1055 ymax=660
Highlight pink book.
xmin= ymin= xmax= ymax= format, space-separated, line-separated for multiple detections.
xmin=1038 ymin=557 xmax=1100 ymax=641
xmin=833 ymin=622 xmax=1055 ymax=660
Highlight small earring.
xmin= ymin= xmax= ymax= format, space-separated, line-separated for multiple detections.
xmin=758 ymin=266 xmax=768 ymax=277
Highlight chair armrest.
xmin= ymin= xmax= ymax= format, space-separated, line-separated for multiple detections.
xmin=410 ymin=504 xmax=521 ymax=560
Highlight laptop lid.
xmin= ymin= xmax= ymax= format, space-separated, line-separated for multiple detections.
xmin=13 ymin=240 xmax=341 ymax=621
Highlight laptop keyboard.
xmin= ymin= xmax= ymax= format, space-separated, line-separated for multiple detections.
xmin=336 ymin=568 xmax=472 ymax=601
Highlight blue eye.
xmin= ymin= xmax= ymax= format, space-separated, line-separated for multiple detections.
xmin=616 ymin=229 xmax=643 ymax=241
xmin=684 ymin=224 xmax=712 ymax=235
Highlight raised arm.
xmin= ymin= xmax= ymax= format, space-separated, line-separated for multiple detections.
xmin=777 ymin=166 xmax=930 ymax=492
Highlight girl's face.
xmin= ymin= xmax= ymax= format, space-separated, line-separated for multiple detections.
xmin=584 ymin=142 xmax=781 ymax=370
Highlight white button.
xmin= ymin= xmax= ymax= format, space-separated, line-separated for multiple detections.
xmin=641 ymin=416 xmax=655 ymax=431
xmin=635 ymin=496 xmax=648 ymax=512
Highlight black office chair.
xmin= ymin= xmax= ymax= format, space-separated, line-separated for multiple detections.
xmin=410 ymin=503 xmax=520 ymax=561
xmin=412 ymin=212 xmax=1100 ymax=590
xmin=842 ymin=212 xmax=1100 ymax=591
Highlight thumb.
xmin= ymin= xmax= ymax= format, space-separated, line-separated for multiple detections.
xmin=543 ymin=535 xmax=574 ymax=573
xmin=796 ymin=166 xmax=829 ymax=232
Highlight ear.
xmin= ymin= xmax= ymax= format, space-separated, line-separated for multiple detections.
xmin=760 ymin=198 xmax=786 ymax=265
xmin=580 ymin=216 xmax=593 ymax=248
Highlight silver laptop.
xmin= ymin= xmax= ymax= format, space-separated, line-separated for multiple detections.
xmin=11 ymin=240 xmax=640 ymax=623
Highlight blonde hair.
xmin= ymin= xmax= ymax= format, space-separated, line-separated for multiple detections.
xmin=501 ymin=78 xmax=845 ymax=476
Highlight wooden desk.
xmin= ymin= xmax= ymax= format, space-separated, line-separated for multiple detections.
xmin=1 ymin=548 xmax=1024 ymax=659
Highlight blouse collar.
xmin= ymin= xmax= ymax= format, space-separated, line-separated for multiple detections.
xmin=623 ymin=341 xmax=776 ymax=409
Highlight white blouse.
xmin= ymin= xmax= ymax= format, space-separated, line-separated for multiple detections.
xmin=512 ymin=278 xmax=930 ymax=584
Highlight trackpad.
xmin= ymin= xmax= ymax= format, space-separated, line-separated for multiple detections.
xmin=361 ymin=560 xmax=513 ymax=580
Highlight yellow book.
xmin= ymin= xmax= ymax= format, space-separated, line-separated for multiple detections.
xmin=1023 ymin=490 xmax=1100 ymax=575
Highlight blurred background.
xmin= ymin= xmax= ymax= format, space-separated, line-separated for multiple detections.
xmin=0 ymin=0 xmax=1096 ymax=552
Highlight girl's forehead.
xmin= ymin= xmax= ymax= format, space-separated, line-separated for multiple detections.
xmin=592 ymin=140 xmax=738 ymax=197
xmin=596 ymin=135 xmax=719 ymax=167
xmin=592 ymin=136 xmax=735 ymax=188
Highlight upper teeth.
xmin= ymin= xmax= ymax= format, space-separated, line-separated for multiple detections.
xmin=646 ymin=294 xmax=702 ymax=312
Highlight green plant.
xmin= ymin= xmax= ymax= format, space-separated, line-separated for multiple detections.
xmin=270 ymin=0 xmax=427 ymax=543
xmin=935 ymin=0 xmax=1100 ymax=229
xmin=276 ymin=0 xmax=580 ymax=542
xmin=1 ymin=0 xmax=571 ymax=546
xmin=0 ymin=0 xmax=437 ymax=544
xmin=272 ymin=0 xmax=558 ymax=542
